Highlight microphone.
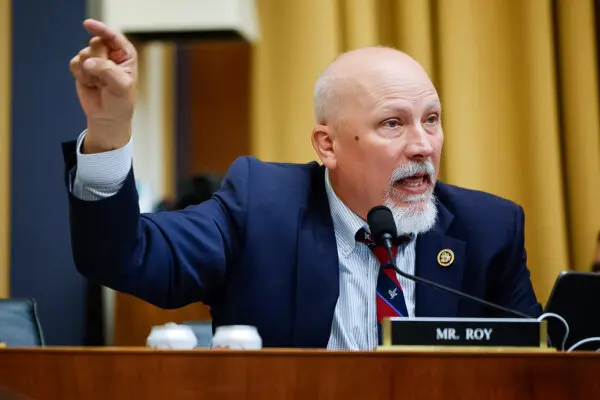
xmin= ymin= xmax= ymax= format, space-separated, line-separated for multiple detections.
xmin=366 ymin=205 xmax=531 ymax=319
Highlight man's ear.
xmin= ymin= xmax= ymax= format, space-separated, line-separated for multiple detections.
xmin=311 ymin=125 xmax=336 ymax=168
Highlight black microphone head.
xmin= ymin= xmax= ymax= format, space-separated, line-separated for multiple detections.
xmin=367 ymin=206 xmax=397 ymax=241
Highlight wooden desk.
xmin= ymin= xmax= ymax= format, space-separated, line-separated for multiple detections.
xmin=0 ymin=347 xmax=598 ymax=399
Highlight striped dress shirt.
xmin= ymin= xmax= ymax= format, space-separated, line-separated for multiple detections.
xmin=323 ymin=170 xmax=417 ymax=350
xmin=71 ymin=132 xmax=417 ymax=350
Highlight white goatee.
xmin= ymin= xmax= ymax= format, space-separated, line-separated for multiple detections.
xmin=384 ymin=161 xmax=438 ymax=235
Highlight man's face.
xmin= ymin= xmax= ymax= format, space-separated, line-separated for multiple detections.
xmin=315 ymin=62 xmax=443 ymax=230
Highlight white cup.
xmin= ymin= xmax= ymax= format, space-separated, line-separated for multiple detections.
xmin=146 ymin=322 xmax=198 ymax=349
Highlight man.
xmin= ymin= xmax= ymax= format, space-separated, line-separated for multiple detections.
xmin=64 ymin=19 xmax=542 ymax=350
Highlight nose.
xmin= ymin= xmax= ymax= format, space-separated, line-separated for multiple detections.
xmin=404 ymin=126 xmax=434 ymax=160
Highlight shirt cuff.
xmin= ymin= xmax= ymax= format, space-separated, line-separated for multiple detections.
xmin=71 ymin=130 xmax=133 ymax=201
xmin=76 ymin=130 xmax=133 ymax=186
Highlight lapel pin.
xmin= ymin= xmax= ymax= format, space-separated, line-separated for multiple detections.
xmin=437 ymin=249 xmax=454 ymax=267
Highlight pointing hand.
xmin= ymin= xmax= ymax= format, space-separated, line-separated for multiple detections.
xmin=70 ymin=19 xmax=138 ymax=153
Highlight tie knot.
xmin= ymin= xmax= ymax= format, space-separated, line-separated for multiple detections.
xmin=354 ymin=226 xmax=413 ymax=249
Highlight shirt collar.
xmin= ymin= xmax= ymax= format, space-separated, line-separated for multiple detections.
xmin=324 ymin=169 xmax=369 ymax=256
xmin=324 ymin=169 xmax=419 ymax=256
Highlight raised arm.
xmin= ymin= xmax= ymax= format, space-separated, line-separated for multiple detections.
xmin=65 ymin=19 xmax=247 ymax=309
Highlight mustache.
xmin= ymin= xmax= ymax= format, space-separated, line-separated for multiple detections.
xmin=390 ymin=160 xmax=436 ymax=183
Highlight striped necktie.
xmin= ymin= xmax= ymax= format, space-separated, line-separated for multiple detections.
xmin=355 ymin=227 xmax=413 ymax=345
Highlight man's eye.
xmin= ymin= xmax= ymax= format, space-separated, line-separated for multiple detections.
xmin=383 ymin=119 xmax=401 ymax=128
xmin=425 ymin=114 xmax=439 ymax=124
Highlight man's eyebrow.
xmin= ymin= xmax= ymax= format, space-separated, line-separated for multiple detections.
xmin=377 ymin=99 xmax=441 ymax=115
xmin=380 ymin=105 xmax=411 ymax=114
xmin=425 ymin=99 xmax=441 ymax=110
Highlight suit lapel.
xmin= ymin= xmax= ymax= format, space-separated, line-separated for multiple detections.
xmin=292 ymin=173 xmax=467 ymax=342
xmin=415 ymin=199 xmax=466 ymax=317
xmin=294 ymin=166 xmax=339 ymax=348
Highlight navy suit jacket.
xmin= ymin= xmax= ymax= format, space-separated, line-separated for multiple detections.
xmin=63 ymin=142 xmax=542 ymax=348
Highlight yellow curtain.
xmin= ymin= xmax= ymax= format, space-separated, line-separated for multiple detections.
xmin=251 ymin=0 xmax=600 ymax=303
xmin=0 ymin=0 xmax=11 ymax=298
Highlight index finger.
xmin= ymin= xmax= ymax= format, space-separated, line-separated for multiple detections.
xmin=83 ymin=19 xmax=130 ymax=52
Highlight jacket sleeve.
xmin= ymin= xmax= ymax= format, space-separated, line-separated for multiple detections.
xmin=490 ymin=205 xmax=543 ymax=318
xmin=62 ymin=140 xmax=248 ymax=309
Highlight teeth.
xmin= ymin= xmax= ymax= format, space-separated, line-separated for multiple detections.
xmin=404 ymin=180 xmax=423 ymax=187
xmin=398 ymin=176 xmax=425 ymax=188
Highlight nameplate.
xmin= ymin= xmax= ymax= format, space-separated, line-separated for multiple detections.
xmin=380 ymin=317 xmax=548 ymax=349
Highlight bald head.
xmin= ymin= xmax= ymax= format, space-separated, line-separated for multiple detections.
xmin=310 ymin=45 xmax=443 ymax=227
xmin=313 ymin=47 xmax=435 ymax=125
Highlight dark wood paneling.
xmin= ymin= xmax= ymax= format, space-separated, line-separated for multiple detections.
xmin=0 ymin=348 xmax=600 ymax=399
xmin=185 ymin=40 xmax=251 ymax=174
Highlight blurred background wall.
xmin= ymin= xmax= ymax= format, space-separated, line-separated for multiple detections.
xmin=9 ymin=0 xmax=89 ymax=345
xmin=2 ymin=0 xmax=599 ymax=345
xmin=0 ymin=0 xmax=10 ymax=299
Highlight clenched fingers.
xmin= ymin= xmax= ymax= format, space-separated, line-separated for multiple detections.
xmin=82 ymin=57 xmax=133 ymax=97
xmin=70 ymin=49 xmax=98 ymax=88
xmin=89 ymin=36 xmax=109 ymax=59
xmin=70 ymin=35 xmax=112 ymax=89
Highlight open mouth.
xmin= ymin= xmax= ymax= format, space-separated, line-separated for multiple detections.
xmin=394 ymin=173 xmax=432 ymax=194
